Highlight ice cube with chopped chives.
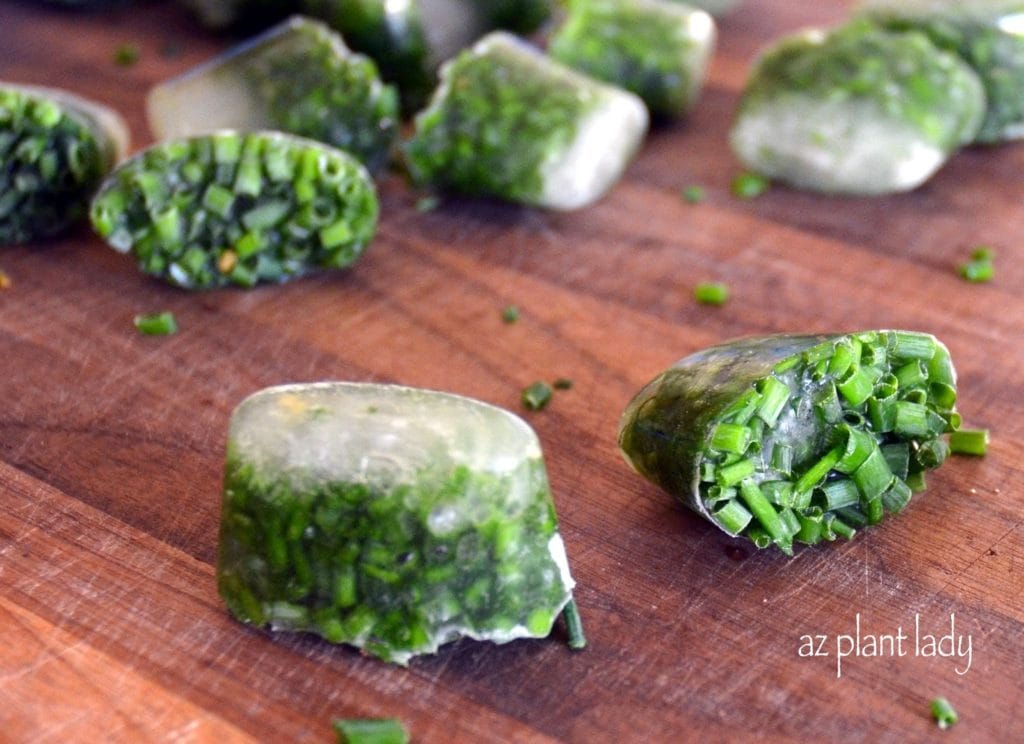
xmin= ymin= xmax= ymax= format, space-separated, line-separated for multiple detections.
xmin=217 ymin=382 xmax=579 ymax=665
xmin=147 ymin=16 xmax=398 ymax=174
xmin=730 ymin=21 xmax=985 ymax=195
xmin=405 ymin=31 xmax=648 ymax=210
xmin=1 ymin=83 xmax=128 ymax=244
xmin=549 ymin=0 xmax=716 ymax=120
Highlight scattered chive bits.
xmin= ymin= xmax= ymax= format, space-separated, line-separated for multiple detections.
xmin=415 ymin=195 xmax=440 ymax=212
xmin=681 ymin=185 xmax=705 ymax=204
xmin=553 ymin=377 xmax=574 ymax=391
xmin=332 ymin=718 xmax=408 ymax=744
xmin=731 ymin=170 xmax=769 ymax=199
xmin=90 ymin=131 xmax=378 ymax=289
xmin=522 ymin=380 xmax=553 ymax=411
xmin=619 ymin=331 xmax=962 ymax=555
xmin=114 ymin=44 xmax=140 ymax=68
xmin=134 ymin=311 xmax=178 ymax=336
xmin=694 ymin=281 xmax=729 ymax=306
xmin=958 ymin=245 xmax=994 ymax=282
xmin=930 ymin=697 xmax=959 ymax=730
xmin=949 ymin=428 xmax=989 ymax=456
xmin=501 ymin=304 xmax=520 ymax=324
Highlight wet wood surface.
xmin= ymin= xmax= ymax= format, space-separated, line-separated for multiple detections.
xmin=1 ymin=1 xmax=1021 ymax=741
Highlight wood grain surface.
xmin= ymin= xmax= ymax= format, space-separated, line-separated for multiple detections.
xmin=2 ymin=1 xmax=1022 ymax=742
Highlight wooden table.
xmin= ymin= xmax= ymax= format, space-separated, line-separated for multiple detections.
xmin=2 ymin=1 xmax=1021 ymax=741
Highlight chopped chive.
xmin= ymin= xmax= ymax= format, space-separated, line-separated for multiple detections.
xmin=332 ymin=718 xmax=409 ymax=744
xmin=760 ymin=480 xmax=793 ymax=507
xmin=852 ymin=446 xmax=893 ymax=501
xmin=836 ymin=506 xmax=868 ymax=528
xmin=929 ymin=382 xmax=957 ymax=411
xmin=731 ymin=171 xmax=769 ymax=199
xmin=415 ymin=195 xmax=440 ymax=212
xmin=893 ymin=401 xmax=931 ymax=437
xmin=949 ymin=428 xmax=989 ymax=456
xmin=694 ymin=281 xmax=729 ymax=305
xmin=710 ymin=423 xmax=752 ymax=454
xmin=882 ymin=478 xmax=912 ymax=513
xmin=712 ymin=498 xmax=753 ymax=535
xmin=958 ymin=246 xmax=994 ymax=283
xmin=915 ymin=438 xmax=950 ymax=470
xmin=501 ymin=305 xmax=520 ymax=324
xmin=824 ymin=514 xmax=855 ymax=540
xmin=553 ymin=378 xmax=573 ymax=391
xmin=881 ymin=442 xmax=910 ymax=479
xmin=795 ymin=514 xmax=823 ymax=545
xmin=888 ymin=331 xmax=936 ymax=361
xmin=778 ymin=507 xmax=801 ymax=537
xmin=835 ymin=426 xmax=875 ymax=474
xmin=794 ymin=445 xmax=844 ymax=496
xmin=716 ymin=458 xmax=757 ymax=488
xmin=828 ymin=341 xmax=857 ymax=378
xmin=836 ymin=365 xmax=877 ymax=406
xmin=819 ymin=478 xmax=860 ymax=510
xmin=906 ymin=470 xmax=927 ymax=493
xmin=756 ymin=376 xmax=791 ymax=427
xmin=770 ymin=444 xmax=793 ymax=476
xmin=561 ymin=598 xmax=586 ymax=650
xmin=721 ymin=388 xmax=762 ymax=424
xmin=114 ymin=43 xmax=140 ymax=67
xmin=521 ymin=381 xmax=553 ymax=411
xmin=895 ymin=360 xmax=928 ymax=389
xmin=814 ymin=381 xmax=842 ymax=423
xmin=681 ymin=184 xmax=704 ymax=204
xmin=739 ymin=479 xmax=791 ymax=554
xmin=746 ymin=526 xmax=773 ymax=549
xmin=133 ymin=311 xmax=178 ymax=336
xmin=930 ymin=697 xmax=958 ymax=730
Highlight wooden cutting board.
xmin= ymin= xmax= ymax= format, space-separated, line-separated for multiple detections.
xmin=2 ymin=1 xmax=1021 ymax=741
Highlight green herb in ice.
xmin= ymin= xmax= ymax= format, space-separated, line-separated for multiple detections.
xmin=1 ymin=85 xmax=124 ymax=244
xmin=549 ymin=0 xmax=715 ymax=119
xmin=694 ymin=281 xmax=729 ymax=305
xmin=218 ymin=383 xmax=578 ymax=664
xmin=930 ymin=696 xmax=958 ymax=730
xmin=134 ymin=311 xmax=178 ymax=336
xmin=332 ymin=718 xmax=408 ymax=744
xmin=90 ymin=131 xmax=378 ymax=289
xmin=619 ymin=331 xmax=961 ymax=554
xmin=522 ymin=381 xmax=553 ymax=411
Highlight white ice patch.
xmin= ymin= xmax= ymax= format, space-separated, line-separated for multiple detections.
xmin=419 ymin=0 xmax=488 ymax=67
xmin=547 ymin=533 xmax=576 ymax=592
xmin=731 ymin=96 xmax=946 ymax=194
xmin=540 ymin=89 xmax=648 ymax=210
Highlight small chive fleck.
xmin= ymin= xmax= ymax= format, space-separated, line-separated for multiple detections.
xmin=114 ymin=44 xmax=140 ymax=68
xmin=562 ymin=598 xmax=586 ymax=650
xmin=958 ymin=246 xmax=994 ymax=283
xmin=681 ymin=185 xmax=704 ymax=204
xmin=501 ymin=305 xmax=520 ymax=324
xmin=522 ymin=381 xmax=553 ymax=411
xmin=553 ymin=378 xmax=573 ymax=391
xmin=415 ymin=195 xmax=439 ymax=212
xmin=694 ymin=281 xmax=729 ymax=306
xmin=731 ymin=171 xmax=769 ymax=199
xmin=930 ymin=697 xmax=958 ymax=730
xmin=332 ymin=718 xmax=408 ymax=744
xmin=133 ymin=311 xmax=178 ymax=336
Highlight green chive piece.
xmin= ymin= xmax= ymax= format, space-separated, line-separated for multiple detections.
xmin=756 ymin=376 xmax=791 ymax=427
xmin=562 ymin=598 xmax=586 ymax=650
xmin=694 ymin=281 xmax=729 ymax=305
xmin=930 ymin=697 xmax=958 ymax=730
xmin=712 ymin=498 xmax=753 ymax=535
xmin=133 ymin=311 xmax=178 ymax=336
xmin=716 ymin=458 xmax=757 ymax=488
xmin=114 ymin=44 xmax=140 ymax=68
xmin=415 ymin=195 xmax=440 ymax=212
xmin=949 ymin=428 xmax=989 ymax=456
xmin=894 ymin=401 xmax=931 ymax=437
xmin=501 ymin=305 xmax=520 ymax=324
xmin=681 ymin=185 xmax=705 ymax=204
xmin=794 ymin=445 xmax=844 ymax=496
xmin=553 ymin=378 xmax=574 ymax=391
xmin=882 ymin=478 xmax=913 ymax=514
xmin=731 ymin=171 xmax=769 ymax=199
xmin=521 ymin=381 xmax=553 ymax=411
xmin=835 ymin=426 xmax=876 ymax=474
xmin=770 ymin=444 xmax=793 ymax=476
xmin=906 ymin=470 xmax=927 ymax=493
xmin=739 ymin=479 xmax=791 ymax=554
xmin=761 ymin=480 xmax=793 ymax=507
xmin=889 ymin=331 xmax=936 ymax=361
xmin=881 ymin=442 xmax=910 ymax=479
xmin=836 ymin=365 xmax=877 ymax=406
xmin=795 ymin=514 xmax=823 ymax=545
xmin=332 ymin=718 xmax=409 ymax=744
xmin=958 ymin=245 xmax=994 ymax=283
xmin=710 ymin=423 xmax=752 ymax=454
xmin=819 ymin=478 xmax=860 ymax=510
xmin=824 ymin=513 xmax=856 ymax=541
xmin=852 ymin=446 xmax=894 ymax=502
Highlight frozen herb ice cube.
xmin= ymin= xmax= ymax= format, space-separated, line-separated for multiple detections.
xmin=218 ymin=382 xmax=578 ymax=665
xmin=406 ymin=32 xmax=648 ymax=210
